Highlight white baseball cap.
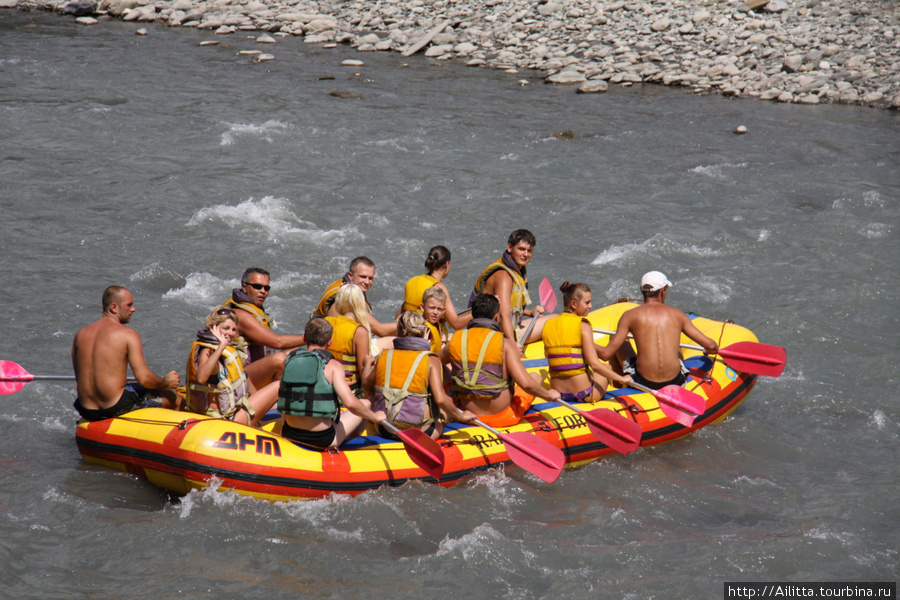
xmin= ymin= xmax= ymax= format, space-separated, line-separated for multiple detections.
xmin=641 ymin=271 xmax=673 ymax=292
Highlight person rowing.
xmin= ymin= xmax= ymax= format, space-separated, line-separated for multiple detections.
xmin=324 ymin=284 xmax=373 ymax=401
xmin=278 ymin=318 xmax=386 ymax=450
xmin=370 ymin=311 xmax=475 ymax=441
xmin=542 ymin=282 xmax=632 ymax=402
xmin=440 ymin=293 xmax=560 ymax=428
xmin=597 ymin=271 xmax=718 ymax=390
xmin=71 ymin=286 xmax=180 ymax=421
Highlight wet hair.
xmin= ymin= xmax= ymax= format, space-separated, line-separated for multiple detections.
xmin=304 ymin=317 xmax=333 ymax=347
xmin=205 ymin=306 xmax=240 ymax=330
xmin=507 ymin=229 xmax=536 ymax=248
xmin=241 ymin=267 xmax=270 ymax=284
xmin=397 ymin=311 xmax=429 ymax=338
xmin=424 ymin=245 xmax=451 ymax=274
xmin=471 ymin=293 xmax=500 ymax=320
xmin=560 ymin=281 xmax=591 ymax=311
xmin=333 ymin=283 xmax=372 ymax=337
xmin=348 ymin=256 xmax=375 ymax=274
xmin=422 ymin=286 xmax=447 ymax=306
xmin=102 ymin=285 xmax=128 ymax=312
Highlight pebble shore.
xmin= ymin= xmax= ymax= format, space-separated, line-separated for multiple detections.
xmin=6 ymin=0 xmax=900 ymax=108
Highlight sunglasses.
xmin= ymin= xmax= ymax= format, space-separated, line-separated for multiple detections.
xmin=216 ymin=308 xmax=236 ymax=316
xmin=245 ymin=283 xmax=271 ymax=291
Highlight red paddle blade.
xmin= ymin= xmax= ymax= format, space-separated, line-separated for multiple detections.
xmin=395 ymin=427 xmax=445 ymax=479
xmin=0 ymin=360 xmax=33 ymax=395
xmin=498 ymin=430 xmax=565 ymax=483
xmin=719 ymin=341 xmax=786 ymax=377
xmin=538 ymin=278 xmax=557 ymax=314
xmin=653 ymin=385 xmax=705 ymax=428
xmin=581 ymin=408 xmax=642 ymax=454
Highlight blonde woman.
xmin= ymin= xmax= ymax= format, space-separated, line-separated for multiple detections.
xmin=185 ymin=307 xmax=279 ymax=426
xmin=542 ymin=282 xmax=632 ymax=403
xmin=325 ymin=284 xmax=373 ymax=398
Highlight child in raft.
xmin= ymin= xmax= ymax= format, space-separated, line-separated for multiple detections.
xmin=184 ymin=307 xmax=280 ymax=426
xmin=369 ymin=311 xmax=475 ymax=440
xmin=397 ymin=245 xmax=472 ymax=334
xmin=541 ymin=282 xmax=633 ymax=403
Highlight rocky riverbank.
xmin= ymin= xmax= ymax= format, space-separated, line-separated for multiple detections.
xmin=6 ymin=0 xmax=900 ymax=108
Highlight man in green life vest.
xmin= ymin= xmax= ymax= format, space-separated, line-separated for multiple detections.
xmin=277 ymin=318 xmax=386 ymax=450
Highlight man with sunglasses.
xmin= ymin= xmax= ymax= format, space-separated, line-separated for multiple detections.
xmin=223 ymin=267 xmax=306 ymax=389
xmin=72 ymin=286 xmax=181 ymax=421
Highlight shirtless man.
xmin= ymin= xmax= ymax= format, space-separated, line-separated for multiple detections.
xmin=278 ymin=318 xmax=386 ymax=450
xmin=440 ymin=293 xmax=560 ymax=428
xmin=470 ymin=229 xmax=551 ymax=349
xmin=313 ymin=256 xmax=397 ymax=337
xmin=71 ymin=286 xmax=180 ymax=421
xmin=597 ymin=271 xmax=719 ymax=390
xmin=223 ymin=267 xmax=305 ymax=389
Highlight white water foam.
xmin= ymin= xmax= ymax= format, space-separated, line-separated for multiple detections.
xmin=689 ymin=162 xmax=748 ymax=180
xmin=162 ymin=271 xmax=232 ymax=305
xmin=591 ymin=235 xmax=723 ymax=267
xmin=219 ymin=119 xmax=292 ymax=146
xmin=186 ymin=196 xmax=357 ymax=244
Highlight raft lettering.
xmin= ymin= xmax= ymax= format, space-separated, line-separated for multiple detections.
xmin=214 ymin=432 xmax=282 ymax=456
xmin=554 ymin=413 xmax=584 ymax=430
xmin=470 ymin=433 xmax=503 ymax=448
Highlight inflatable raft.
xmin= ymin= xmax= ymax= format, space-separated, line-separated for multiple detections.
xmin=76 ymin=302 xmax=762 ymax=501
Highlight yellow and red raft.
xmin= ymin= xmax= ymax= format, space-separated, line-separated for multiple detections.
xmin=76 ymin=302 xmax=759 ymax=501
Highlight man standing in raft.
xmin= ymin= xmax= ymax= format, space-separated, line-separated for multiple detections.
xmin=223 ymin=267 xmax=305 ymax=389
xmin=440 ymin=294 xmax=560 ymax=428
xmin=312 ymin=256 xmax=397 ymax=338
xmin=470 ymin=229 xmax=550 ymax=348
xmin=597 ymin=271 xmax=719 ymax=390
xmin=278 ymin=318 xmax=386 ymax=450
xmin=71 ymin=286 xmax=180 ymax=421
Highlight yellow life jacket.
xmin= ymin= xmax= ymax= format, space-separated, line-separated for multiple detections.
xmin=542 ymin=312 xmax=589 ymax=378
xmin=325 ymin=315 xmax=362 ymax=386
xmin=447 ymin=324 xmax=509 ymax=398
xmin=185 ymin=340 xmax=252 ymax=420
xmin=312 ymin=278 xmax=343 ymax=319
xmin=426 ymin=321 xmax=442 ymax=355
xmin=472 ymin=258 xmax=531 ymax=325
xmin=402 ymin=273 xmax=439 ymax=312
xmin=312 ymin=278 xmax=373 ymax=319
xmin=373 ymin=347 xmax=436 ymax=428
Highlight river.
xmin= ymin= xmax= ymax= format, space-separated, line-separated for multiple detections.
xmin=1 ymin=10 xmax=898 ymax=599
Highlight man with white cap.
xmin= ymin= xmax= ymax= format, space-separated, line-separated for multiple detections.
xmin=597 ymin=271 xmax=718 ymax=390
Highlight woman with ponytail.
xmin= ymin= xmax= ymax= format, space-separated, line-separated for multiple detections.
xmin=397 ymin=245 xmax=472 ymax=342
xmin=541 ymin=282 xmax=632 ymax=403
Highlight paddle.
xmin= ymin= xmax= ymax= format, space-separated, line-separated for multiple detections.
xmin=0 ymin=360 xmax=111 ymax=395
xmin=472 ymin=417 xmax=565 ymax=483
xmin=628 ymin=382 xmax=705 ymax=428
xmin=518 ymin=278 xmax=557 ymax=346
xmin=553 ymin=398 xmax=642 ymax=454
xmin=591 ymin=329 xmax=787 ymax=377
xmin=379 ymin=421 xmax=445 ymax=479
